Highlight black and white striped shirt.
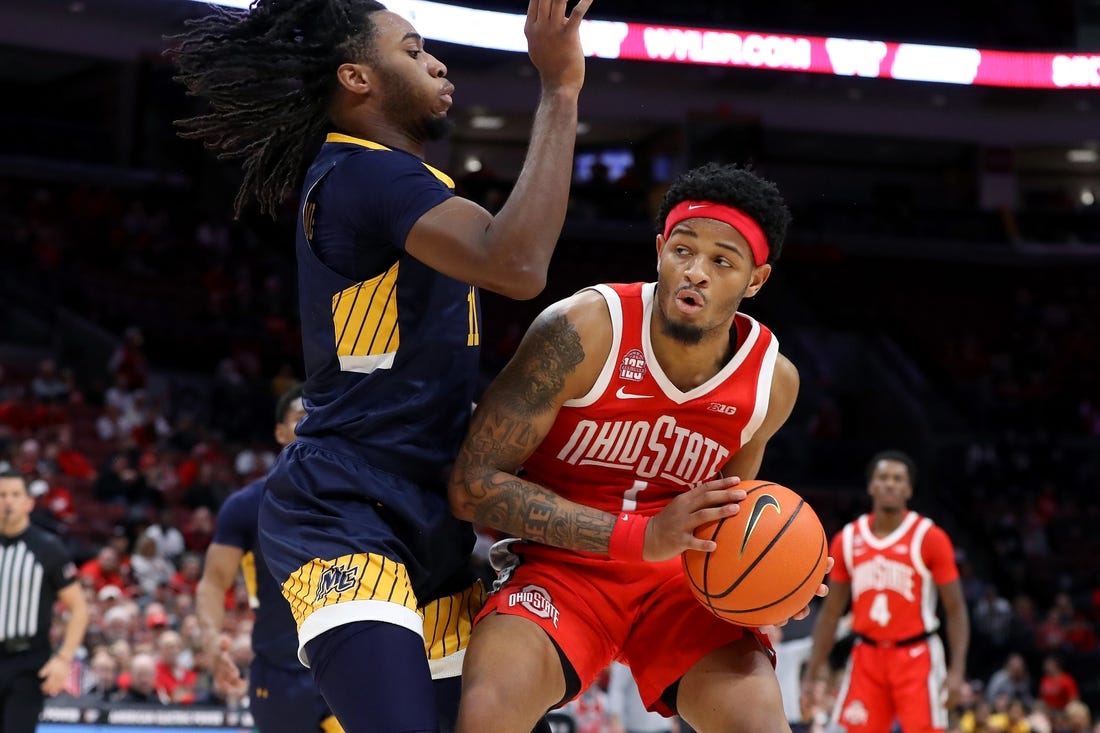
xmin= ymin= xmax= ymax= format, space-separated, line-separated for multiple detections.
xmin=0 ymin=525 xmax=77 ymax=655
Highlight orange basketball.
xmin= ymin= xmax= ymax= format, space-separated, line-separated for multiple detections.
xmin=682 ymin=480 xmax=828 ymax=627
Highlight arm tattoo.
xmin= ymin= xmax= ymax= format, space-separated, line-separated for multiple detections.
xmin=453 ymin=312 xmax=617 ymax=553
xmin=493 ymin=314 xmax=584 ymax=417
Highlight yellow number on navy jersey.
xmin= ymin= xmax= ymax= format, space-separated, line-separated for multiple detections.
xmin=467 ymin=286 xmax=480 ymax=346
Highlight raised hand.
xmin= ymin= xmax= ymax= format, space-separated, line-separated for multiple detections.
xmin=525 ymin=0 xmax=595 ymax=92
xmin=642 ymin=476 xmax=746 ymax=562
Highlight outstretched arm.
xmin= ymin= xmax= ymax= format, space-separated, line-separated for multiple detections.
xmin=406 ymin=0 xmax=594 ymax=299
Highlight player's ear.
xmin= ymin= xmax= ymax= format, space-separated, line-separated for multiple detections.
xmin=744 ymin=263 xmax=772 ymax=298
xmin=655 ymin=234 xmax=666 ymax=271
xmin=336 ymin=62 xmax=373 ymax=95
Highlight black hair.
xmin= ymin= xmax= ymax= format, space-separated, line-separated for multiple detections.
xmin=171 ymin=0 xmax=388 ymax=216
xmin=0 ymin=467 xmax=28 ymax=493
xmin=656 ymin=162 xmax=791 ymax=265
xmin=275 ymin=382 xmax=304 ymax=424
xmin=864 ymin=450 xmax=917 ymax=486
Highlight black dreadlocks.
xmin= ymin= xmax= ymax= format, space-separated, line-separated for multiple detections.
xmin=170 ymin=0 xmax=387 ymax=216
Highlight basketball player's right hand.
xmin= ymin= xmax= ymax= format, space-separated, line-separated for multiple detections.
xmin=643 ymin=476 xmax=746 ymax=562
xmin=209 ymin=634 xmax=247 ymax=698
xmin=525 ymin=0 xmax=595 ymax=92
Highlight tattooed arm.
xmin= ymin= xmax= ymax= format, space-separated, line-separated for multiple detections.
xmin=450 ymin=289 xmax=748 ymax=560
xmin=448 ymin=290 xmax=623 ymax=554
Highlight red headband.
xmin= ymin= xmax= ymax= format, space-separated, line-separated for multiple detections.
xmin=663 ymin=200 xmax=769 ymax=266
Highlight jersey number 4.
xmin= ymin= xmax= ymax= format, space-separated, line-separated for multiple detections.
xmin=869 ymin=592 xmax=892 ymax=626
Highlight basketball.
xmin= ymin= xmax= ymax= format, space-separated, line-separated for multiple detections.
xmin=682 ymin=480 xmax=828 ymax=627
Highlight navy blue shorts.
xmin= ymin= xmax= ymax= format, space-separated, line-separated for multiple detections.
xmin=258 ymin=440 xmax=481 ymax=674
xmin=249 ymin=656 xmax=336 ymax=733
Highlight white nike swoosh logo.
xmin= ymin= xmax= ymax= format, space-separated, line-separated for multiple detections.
xmin=687 ymin=204 xmax=707 ymax=210
xmin=615 ymin=386 xmax=654 ymax=400
xmin=909 ymin=647 xmax=925 ymax=657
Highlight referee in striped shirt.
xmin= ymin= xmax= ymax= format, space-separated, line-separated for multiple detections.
xmin=0 ymin=467 xmax=88 ymax=732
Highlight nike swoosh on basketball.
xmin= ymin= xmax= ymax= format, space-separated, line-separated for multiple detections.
xmin=615 ymin=386 xmax=653 ymax=400
xmin=739 ymin=494 xmax=781 ymax=557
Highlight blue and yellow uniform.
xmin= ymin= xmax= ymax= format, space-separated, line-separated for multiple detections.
xmin=213 ymin=479 xmax=340 ymax=733
xmin=259 ymin=133 xmax=483 ymax=681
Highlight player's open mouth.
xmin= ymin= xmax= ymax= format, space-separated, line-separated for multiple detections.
xmin=676 ymin=290 xmax=704 ymax=314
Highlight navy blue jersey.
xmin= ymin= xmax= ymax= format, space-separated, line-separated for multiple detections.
xmin=294 ymin=133 xmax=481 ymax=490
xmin=213 ymin=479 xmax=299 ymax=669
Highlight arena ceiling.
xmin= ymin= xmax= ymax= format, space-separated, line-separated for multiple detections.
xmin=0 ymin=0 xmax=1096 ymax=161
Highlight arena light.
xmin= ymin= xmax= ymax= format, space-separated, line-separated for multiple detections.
xmin=187 ymin=0 xmax=1100 ymax=89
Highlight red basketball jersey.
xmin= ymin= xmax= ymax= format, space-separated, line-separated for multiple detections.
xmin=830 ymin=511 xmax=959 ymax=642
xmin=521 ymin=281 xmax=779 ymax=519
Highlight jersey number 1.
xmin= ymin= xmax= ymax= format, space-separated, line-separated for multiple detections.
xmin=467 ymin=286 xmax=480 ymax=346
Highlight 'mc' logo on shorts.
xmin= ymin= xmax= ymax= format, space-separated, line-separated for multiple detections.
xmin=508 ymin=584 xmax=560 ymax=628
xmin=314 ymin=562 xmax=360 ymax=603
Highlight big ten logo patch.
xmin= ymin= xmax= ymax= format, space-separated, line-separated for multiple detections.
xmin=508 ymin=584 xmax=561 ymax=628
xmin=618 ymin=349 xmax=647 ymax=382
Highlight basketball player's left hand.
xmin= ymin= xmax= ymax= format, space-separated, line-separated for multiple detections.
xmin=38 ymin=655 xmax=71 ymax=696
xmin=774 ymin=556 xmax=833 ymax=626
xmin=943 ymin=668 xmax=965 ymax=708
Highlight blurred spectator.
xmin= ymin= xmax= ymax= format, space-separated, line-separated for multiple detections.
xmin=182 ymin=506 xmax=215 ymax=554
xmin=1038 ymin=656 xmax=1079 ymax=712
xmin=987 ymin=653 xmax=1035 ymax=707
xmin=54 ymin=426 xmax=96 ymax=480
xmin=1057 ymin=700 xmax=1090 ymax=733
xmin=79 ymin=547 xmax=130 ymax=595
xmin=975 ymin=583 xmax=1016 ymax=649
xmin=109 ymin=327 xmax=149 ymax=391
xmin=95 ymin=404 xmax=126 ymax=443
xmin=79 ymin=649 xmax=121 ymax=703
xmin=116 ymin=653 xmax=164 ymax=704
xmin=93 ymin=448 xmax=155 ymax=507
xmin=991 ymin=698 xmax=1033 ymax=733
xmin=960 ymin=700 xmax=999 ymax=733
xmin=183 ymin=462 xmax=229 ymax=511
xmin=130 ymin=532 xmax=175 ymax=597
xmin=145 ymin=508 xmax=185 ymax=561
xmin=169 ymin=552 xmax=202 ymax=597
xmin=154 ymin=630 xmax=198 ymax=704
xmin=37 ymin=478 xmax=77 ymax=526
xmin=30 ymin=359 xmax=71 ymax=403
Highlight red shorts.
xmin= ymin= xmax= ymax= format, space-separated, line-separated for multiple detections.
xmin=477 ymin=543 xmax=769 ymax=716
xmin=832 ymin=635 xmax=948 ymax=733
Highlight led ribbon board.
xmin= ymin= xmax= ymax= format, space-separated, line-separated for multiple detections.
xmin=190 ymin=0 xmax=1100 ymax=89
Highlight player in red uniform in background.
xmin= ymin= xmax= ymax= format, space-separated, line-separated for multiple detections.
xmin=449 ymin=162 xmax=830 ymax=733
xmin=803 ymin=451 xmax=970 ymax=733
